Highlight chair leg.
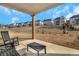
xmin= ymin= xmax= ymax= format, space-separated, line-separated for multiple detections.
xmin=44 ymin=47 xmax=46 ymax=54
xmin=37 ymin=51 xmax=39 ymax=56
xmin=27 ymin=46 xmax=28 ymax=51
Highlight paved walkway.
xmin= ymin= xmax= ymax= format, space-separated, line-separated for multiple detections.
xmin=16 ymin=39 xmax=79 ymax=56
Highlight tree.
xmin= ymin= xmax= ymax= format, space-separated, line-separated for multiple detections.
xmin=62 ymin=22 xmax=69 ymax=34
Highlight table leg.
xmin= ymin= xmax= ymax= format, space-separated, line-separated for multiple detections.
xmin=37 ymin=51 xmax=39 ymax=56
xmin=45 ymin=47 xmax=46 ymax=54
xmin=27 ymin=45 xmax=28 ymax=51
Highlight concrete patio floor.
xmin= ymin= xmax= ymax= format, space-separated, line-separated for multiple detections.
xmin=16 ymin=39 xmax=79 ymax=56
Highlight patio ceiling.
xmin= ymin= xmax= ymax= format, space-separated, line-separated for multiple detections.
xmin=0 ymin=3 xmax=63 ymax=15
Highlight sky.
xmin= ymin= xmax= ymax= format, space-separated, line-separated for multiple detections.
xmin=0 ymin=3 xmax=79 ymax=25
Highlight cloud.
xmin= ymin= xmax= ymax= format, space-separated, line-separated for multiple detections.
xmin=66 ymin=5 xmax=79 ymax=20
xmin=11 ymin=17 xmax=19 ymax=23
xmin=52 ymin=6 xmax=69 ymax=19
xmin=73 ymin=5 xmax=79 ymax=14
xmin=52 ymin=14 xmax=59 ymax=19
xmin=65 ymin=13 xmax=74 ymax=20
xmin=0 ymin=6 xmax=11 ymax=15
xmin=55 ymin=6 xmax=69 ymax=15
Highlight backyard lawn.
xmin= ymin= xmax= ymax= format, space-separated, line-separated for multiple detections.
xmin=0 ymin=26 xmax=79 ymax=50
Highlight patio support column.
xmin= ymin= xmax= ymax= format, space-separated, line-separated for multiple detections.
xmin=32 ymin=14 xmax=35 ymax=39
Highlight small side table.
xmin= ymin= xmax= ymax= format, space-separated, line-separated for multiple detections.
xmin=27 ymin=42 xmax=46 ymax=56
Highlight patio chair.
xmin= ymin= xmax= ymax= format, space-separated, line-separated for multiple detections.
xmin=1 ymin=31 xmax=19 ymax=46
xmin=0 ymin=31 xmax=20 ymax=56
xmin=0 ymin=44 xmax=20 ymax=56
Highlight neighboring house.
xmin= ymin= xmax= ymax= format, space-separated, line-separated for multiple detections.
xmin=28 ymin=21 xmax=32 ymax=26
xmin=7 ymin=21 xmax=32 ymax=28
xmin=4 ymin=25 xmax=9 ymax=28
xmin=0 ymin=24 xmax=2 ymax=28
xmin=7 ymin=24 xmax=14 ymax=28
xmin=14 ymin=22 xmax=27 ymax=27
xmin=26 ymin=20 xmax=43 ymax=26
xmin=0 ymin=24 xmax=9 ymax=28
xmin=21 ymin=22 xmax=31 ymax=27
xmin=66 ymin=20 xmax=70 ymax=24
xmin=35 ymin=20 xmax=43 ymax=26
xmin=53 ymin=17 xmax=66 ymax=26
xmin=8 ymin=23 xmax=22 ymax=28
xmin=69 ymin=14 xmax=79 ymax=25
xmin=22 ymin=22 xmax=28 ymax=26
xmin=1 ymin=25 xmax=6 ymax=28
xmin=15 ymin=23 xmax=23 ymax=27
xmin=43 ymin=19 xmax=54 ymax=26
xmin=26 ymin=21 xmax=33 ymax=26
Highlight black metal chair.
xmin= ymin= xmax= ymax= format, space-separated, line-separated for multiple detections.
xmin=0 ymin=31 xmax=20 ymax=56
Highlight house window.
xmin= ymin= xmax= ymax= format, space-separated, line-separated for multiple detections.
xmin=44 ymin=23 xmax=47 ymax=26
xmin=56 ymin=21 xmax=60 ymax=25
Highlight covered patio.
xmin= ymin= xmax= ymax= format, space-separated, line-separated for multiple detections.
xmin=0 ymin=3 xmax=79 ymax=56
xmin=16 ymin=39 xmax=79 ymax=56
xmin=0 ymin=3 xmax=63 ymax=39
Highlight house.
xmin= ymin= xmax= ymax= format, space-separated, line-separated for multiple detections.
xmin=0 ymin=24 xmax=2 ymax=28
xmin=69 ymin=14 xmax=79 ymax=25
xmin=35 ymin=20 xmax=43 ymax=26
xmin=53 ymin=17 xmax=66 ymax=26
xmin=7 ymin=21 xmax=33 ymax=28
xmin=7 ymin=24 xmax=14 ymax=28
xmin=22 ymin=22 xmax=28 ymax=26
xmin=27 ymin=21 xmax=32 ymax=26
xmin=12 ymin=22 xmax=28 ymax=27
xmin=7 ymin=23 xmax=22 ymax=28
xmin=15 ymin=23 xmax=23 ymax=27
xmin=0 ymin=24 xmax=9 ymax=28
xmin=43 ymin=19 xmax=54 ymax=26
xmin=25 ymin=21 xmax=33 ymax=26
xmin=26 ymin=20 xmax=43 ymax=26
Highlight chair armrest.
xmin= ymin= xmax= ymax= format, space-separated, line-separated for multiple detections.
xmin=11 ymin=37 xmax=19 ymax=46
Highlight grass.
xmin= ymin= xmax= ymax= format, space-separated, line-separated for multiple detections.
xmin=0 ymin=26 xmax=79 ymax=50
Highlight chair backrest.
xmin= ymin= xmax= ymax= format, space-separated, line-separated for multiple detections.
xmin=1 ymin=31 xmax=11 ymax=44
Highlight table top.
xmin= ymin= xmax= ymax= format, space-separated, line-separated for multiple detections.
xmin=27 ymin=42 xmax=46 ymax=51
